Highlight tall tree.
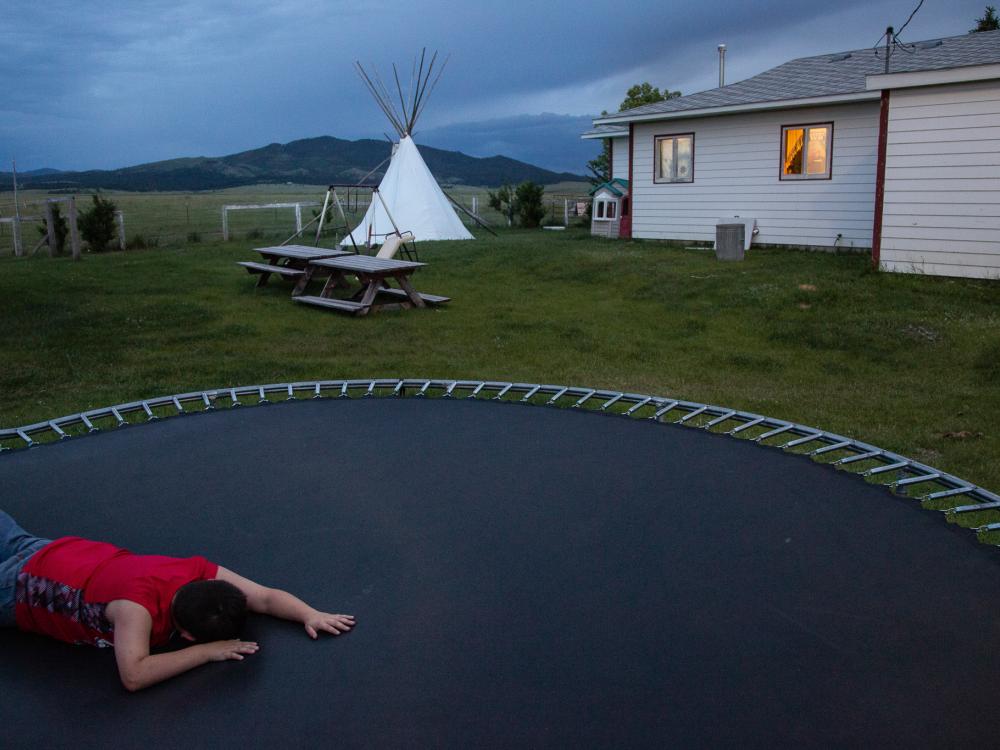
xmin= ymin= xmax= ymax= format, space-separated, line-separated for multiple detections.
xmin=972 ymin=5 xmax=1000 ymax=30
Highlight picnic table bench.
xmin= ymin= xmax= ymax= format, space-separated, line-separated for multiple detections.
xmin=294 ymin=255 xmax=450 ymax=316
xmin=238 ymin=245 xmax=351 ymax=294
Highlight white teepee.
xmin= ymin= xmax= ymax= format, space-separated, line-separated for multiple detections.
xmin=341 ymin=136 xmax=472 ymax=245
xmin=341 ymin=50 xmax=473 ymax=246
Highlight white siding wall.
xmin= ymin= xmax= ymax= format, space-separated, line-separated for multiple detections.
xmin=611 ymin=137 xmax=629 ymax=180
xmin=631 ymin=101 xmax=880 ymax=248
xmin=881 ymin=79 xmax=1000 ymax=279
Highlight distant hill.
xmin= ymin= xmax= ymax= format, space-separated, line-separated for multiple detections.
xmin=1 ymin=136 xmax=585 ymax=192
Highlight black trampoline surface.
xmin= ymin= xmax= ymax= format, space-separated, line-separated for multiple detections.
xmin=2 ymin=397 xmax=1000 ymax=749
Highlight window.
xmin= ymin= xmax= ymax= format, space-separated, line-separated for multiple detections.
xmin=606 ymin=201 xmax=617 ymax=219
xmin=654 ymin=134 xmax=694 ymax=183
xmin=596 ymin=201 xmax=605 ymax=219
xmin=781 ymin=123 xmax=832 ymax=179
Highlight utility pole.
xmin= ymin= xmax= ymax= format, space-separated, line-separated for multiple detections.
xmin=884 ymin=26 xmax=894 ymax=74
xmin=11 ymin=159 xmax=23 ymax=257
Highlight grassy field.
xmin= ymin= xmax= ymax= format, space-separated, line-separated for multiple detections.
xmin=0 ymin=183 xmax=591 ymax=252
xmin=2 ymin=228 xmax=999 ymax=539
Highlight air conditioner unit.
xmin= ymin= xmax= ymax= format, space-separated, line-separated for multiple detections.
xmin=715 ymin=224 xmax=745 ymax=261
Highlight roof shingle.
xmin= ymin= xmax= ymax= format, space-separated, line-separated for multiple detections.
xmin=595 ymin=29 xmax=1000 ymax=123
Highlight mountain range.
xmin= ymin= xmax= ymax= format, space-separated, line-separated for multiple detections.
xmin=1 ymin=136 xmax=586 ymax=192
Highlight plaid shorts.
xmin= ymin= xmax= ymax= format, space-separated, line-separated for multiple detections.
xmin=0 ymin=511 xmax=50 ymax=627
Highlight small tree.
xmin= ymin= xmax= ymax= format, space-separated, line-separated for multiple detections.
xmin=488 ymin=184 xmax=516 ymax=227
xmin=37 ymin=203 xmax=68 ymax=254
xmin=972 ymin=5 xmax=1000 ymax=30
xmin=587 ymin=145 xmax=610 ymax=186
xmin=78 ymin=193 xmax=118 ymax=252
xmin=515 ymin=181 xmax=545 ymax=228
xmin=619 ymin=83 xmax=681 ymax=111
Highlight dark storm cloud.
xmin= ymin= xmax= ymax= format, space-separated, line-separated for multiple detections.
xmin=0 ymin=0 xmax=987 ymax=171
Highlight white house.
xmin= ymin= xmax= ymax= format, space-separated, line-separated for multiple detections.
xmin=582 ymin=29 xmax=1000 ymax=279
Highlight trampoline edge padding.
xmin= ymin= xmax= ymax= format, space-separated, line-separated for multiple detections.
xmin=2 ymin=378 xmax=998 ymax=548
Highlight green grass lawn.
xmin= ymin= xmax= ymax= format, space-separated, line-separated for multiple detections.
xmin=2 ymin=229 xmax=999 ymax=535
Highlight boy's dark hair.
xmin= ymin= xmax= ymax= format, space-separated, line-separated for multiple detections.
xmin=172 ymin=580 xmax=248 ymax=642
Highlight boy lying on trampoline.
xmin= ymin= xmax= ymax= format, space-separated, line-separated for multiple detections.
xmin=0 ymin=510 xmax=354 ymax=691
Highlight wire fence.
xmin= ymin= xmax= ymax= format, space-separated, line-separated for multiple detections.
xmin=0 ymin=187 xmax=593 ymax=256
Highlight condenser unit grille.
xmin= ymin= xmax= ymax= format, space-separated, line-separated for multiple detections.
xmin=715 ymin=224 xmax=745 ymax=261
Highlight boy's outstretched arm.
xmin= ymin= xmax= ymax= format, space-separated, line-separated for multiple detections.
xmin=215 ymin=566 xmax=355 ymax=639
xmin=107 ymin=600 xmax=258 ymax=692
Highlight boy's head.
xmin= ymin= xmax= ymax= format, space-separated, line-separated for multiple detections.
xmin=171 ymin=580 xmax=248 ymax=642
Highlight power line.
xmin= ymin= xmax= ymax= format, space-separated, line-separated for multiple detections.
xmin=896 ymin=0 xmax=925 ymax=38
xmin=872 ymin=0 xmax=926 ymax=73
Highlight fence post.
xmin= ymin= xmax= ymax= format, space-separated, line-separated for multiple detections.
xmin=115 ymin=210 xmax=125 ymax=250
xmin=294 ymin=203 xmax=303 ymax=234
xmin=67 ymin=197 xmax=81 ymax=260
xmin=472 ymin=196 xmax=478 ymax=217
xmin=44 ymin=202 xmax=56 ymax=256
xmin=564 ymin=200 xmax=569 ymax=227
xmin=222 ymin=207 xmax=229 ymax=241
xmin=12 ymin=217 xmax=23 ymax=257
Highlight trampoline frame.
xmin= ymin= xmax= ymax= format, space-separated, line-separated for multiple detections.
xmin=1 ymin=378 xmax=998 ymax=539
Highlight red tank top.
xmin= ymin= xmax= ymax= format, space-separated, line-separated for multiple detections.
xmin=15 ymin=537 xmax=218 ymax=648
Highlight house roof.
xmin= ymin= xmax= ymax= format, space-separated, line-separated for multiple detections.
xmin=594 ymin=29 xmax=1000 ymax=126
xmin=589 ymin=178 xmax=630 ymax=197
xmin=581 ymin=124 xmax=629 ymax=140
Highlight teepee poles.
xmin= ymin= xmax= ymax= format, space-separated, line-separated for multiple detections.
xmin=354 ymin=63 xmax=405 ymax=136
xmin=354 ymin=49 xmax=450 ymax=137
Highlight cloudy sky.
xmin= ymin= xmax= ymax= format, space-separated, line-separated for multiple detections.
xmin=1 ymin=0 xmax=989 ymax=173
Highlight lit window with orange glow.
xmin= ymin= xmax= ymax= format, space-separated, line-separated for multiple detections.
xmin=781 ymin=123 xmax=831 ymax=180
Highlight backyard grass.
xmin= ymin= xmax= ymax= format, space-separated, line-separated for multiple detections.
xmin=2 ymin=228 xmax=999 ymax=538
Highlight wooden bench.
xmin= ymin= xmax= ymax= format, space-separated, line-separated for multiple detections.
xmin=237 ymin=261 xmax=305 ymax=278
xmin=293 ymin=295 xmax=367 ymax=313
xmin=374 ymin=287 xmax=450 ymax=305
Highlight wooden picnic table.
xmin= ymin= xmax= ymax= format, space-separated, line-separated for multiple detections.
xmin=237 ymin=245 xmax=351 ymax=294
xmin=293 ymin=255 xmax=450 ymax=316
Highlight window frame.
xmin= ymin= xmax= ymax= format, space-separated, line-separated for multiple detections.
xmin=779 ymin=122 xmax=834 ymax=181
xmin=595 ymin=200 xmax=605 ymax=219
xmin=653 ymin=132 xmax=695 ymax=184
xmin=606 ymin=201 xmax=617 ymax=219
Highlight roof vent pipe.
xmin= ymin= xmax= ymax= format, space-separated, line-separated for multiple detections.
xmin=718 ymin=44 xmax=727 ymax=87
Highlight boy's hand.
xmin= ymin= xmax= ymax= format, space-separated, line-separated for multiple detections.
xmin=202 ymin=640 xmax=260 ymax=662
xmin=303 ymin=611 xmax=355 ymax=639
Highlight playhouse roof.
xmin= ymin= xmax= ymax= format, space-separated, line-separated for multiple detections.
xmin=589 ymin=178 xmax=629 ymax=197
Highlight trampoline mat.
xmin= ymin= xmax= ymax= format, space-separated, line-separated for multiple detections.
xmin=2 ymin=397 xmax=999 ymax=748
